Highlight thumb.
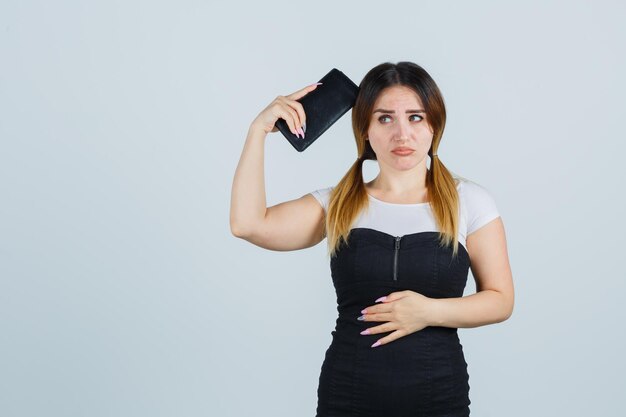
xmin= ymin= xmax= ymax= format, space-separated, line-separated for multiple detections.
xmin=287 ymin=82 xmax=322 ymax=101
xmin=375 ymin=291 xmax=407 ymax=303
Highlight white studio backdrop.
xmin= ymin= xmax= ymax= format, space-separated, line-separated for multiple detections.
xmin=1 ymin=1 xmax=625 ymax=416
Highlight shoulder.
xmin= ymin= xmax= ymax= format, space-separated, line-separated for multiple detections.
xmin=455 ymin=176 xmax=501 ymax=236
xmin=310 ymin=186 xmax=335 ymax=211
xmin=456 ymin=176 xmax=494 ymax=200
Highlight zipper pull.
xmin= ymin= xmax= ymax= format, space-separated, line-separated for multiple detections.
xmin=393 ymin=236 xmax=401 ymax=281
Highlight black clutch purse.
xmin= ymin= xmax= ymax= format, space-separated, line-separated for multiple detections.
xmin=274 ymin=68 xmax=360 ymax=152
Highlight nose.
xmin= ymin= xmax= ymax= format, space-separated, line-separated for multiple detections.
xmin=394 ymin=117 xmax=411 ymax=141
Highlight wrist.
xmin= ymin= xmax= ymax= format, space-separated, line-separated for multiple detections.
xmin=249 ymin=121 xmax=270 ymax=136
xmin=247 ymin=123 xmax=268 ymax=141
xmin=426 ymin=297 xmax=443 ymax=327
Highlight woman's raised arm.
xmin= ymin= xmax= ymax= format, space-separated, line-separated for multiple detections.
xmin=229 ymin=83 xmax=327 ymax=251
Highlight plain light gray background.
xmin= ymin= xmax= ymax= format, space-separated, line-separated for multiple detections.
xmin=1 ymin=1 xmax=625 ymax=416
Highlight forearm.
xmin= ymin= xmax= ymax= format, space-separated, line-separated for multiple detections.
xmin=230 ymin=123 xmax=268 ymax=235
xmin=428 ymin=290 xmax=512 ymax=329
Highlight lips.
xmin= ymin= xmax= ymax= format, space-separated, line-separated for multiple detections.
xmin=391 ymin=147 xmax=415 ymax=155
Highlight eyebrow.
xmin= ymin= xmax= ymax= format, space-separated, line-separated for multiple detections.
xmin=373 ymin=109 xmax=426 ymax=113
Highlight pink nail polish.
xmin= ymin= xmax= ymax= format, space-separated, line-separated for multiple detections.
xmin=360 ymin=329 xmax=370 ymax=335
xmin=375 ymin=296 xmax=387 ymax=303
xmin=371 ymin=340 xmax=381 ymax=348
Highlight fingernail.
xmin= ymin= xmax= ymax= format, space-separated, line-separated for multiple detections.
xmin=371 ymin=340 xmax=381 ymax=348
xmin=297 ymin=127 xmax=304 ymax=138
xmin=302 ymin=122 xmax=306 ymax=133
xmin=360 ymin=329 xmax=370 ymax=335
xmin=310 ymin=82 xmax=323 ymax=87
xmin=375 ymin=296 xmax=387 ymax=303
xmin=361 ymin=309 xmax=367 ymax=314
xmin=357 ymin=315 xmax=365 ymax=321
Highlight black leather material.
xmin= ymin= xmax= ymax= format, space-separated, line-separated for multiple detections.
xmin=275 ymin=68 xmax=360 ymax=152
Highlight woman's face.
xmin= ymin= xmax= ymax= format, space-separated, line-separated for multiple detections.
xmin=366 ymin=85 xmax=434 ymax=172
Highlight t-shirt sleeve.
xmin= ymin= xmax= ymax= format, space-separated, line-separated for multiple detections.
xmin=309 ymin=186 xmax=334 ymax=212
xmin=463 ymin=181 xmax=501 ymax=235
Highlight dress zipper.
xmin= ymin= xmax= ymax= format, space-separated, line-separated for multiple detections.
xmin=393 ymin=236 xmax=401 ymax=281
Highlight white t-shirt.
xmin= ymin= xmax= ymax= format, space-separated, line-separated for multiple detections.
xmin=310 ymin=178 xmax=500 ymax=249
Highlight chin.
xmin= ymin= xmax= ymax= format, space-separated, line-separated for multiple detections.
xmin=388 ymin=156 xmax=426 ymax=170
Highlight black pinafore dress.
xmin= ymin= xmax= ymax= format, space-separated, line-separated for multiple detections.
xmin=315 ymin=227 xmax=472 ymax=417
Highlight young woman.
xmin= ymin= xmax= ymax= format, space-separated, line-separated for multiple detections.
xmin=230 ymin=61 xmax=514 ymax=417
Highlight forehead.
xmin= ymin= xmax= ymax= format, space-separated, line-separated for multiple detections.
xmin=373 ymin=85 xmax=424 ymax=108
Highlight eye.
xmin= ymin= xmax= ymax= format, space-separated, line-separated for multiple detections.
xmin=377 ymin=114 xmax=424 ymax=123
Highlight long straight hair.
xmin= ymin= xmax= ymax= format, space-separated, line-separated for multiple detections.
xmin=324 ymin=61 xmax=462 ymax=259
